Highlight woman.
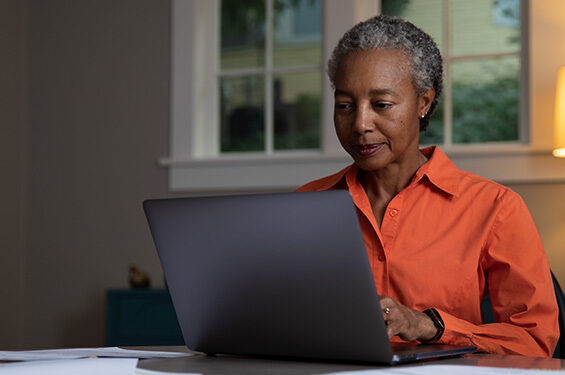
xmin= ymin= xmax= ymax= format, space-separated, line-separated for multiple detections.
xmin=298 ymin=15 xmax=558 ymax=356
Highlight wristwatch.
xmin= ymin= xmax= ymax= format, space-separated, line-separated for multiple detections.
xmin=419 ymin=308 xmax=445 ymax=342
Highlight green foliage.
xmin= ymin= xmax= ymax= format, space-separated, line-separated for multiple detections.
xmin=420 ymin=103 xmax=444 ymax=145
xmin=420 ymin=74 xmax=519 ymax=144
xmin=221 ymin=0 xmax=265 ymax=49
xmin=381 ymin=0 xmax=411 ymax=17
xmin=452 ymin=75 xmax=518 ymax=143
xmin=221 ymin=0 xmax=318 ymax=49
xmin=275 ymin=93 xmax=320 ymax=150
xmin=221 ymin=106 xmax=265 ymax=152
xmin=221 ymin=131 xmax=265 ymax=152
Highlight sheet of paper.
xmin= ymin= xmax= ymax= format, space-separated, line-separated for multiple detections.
xmin=325 ymin=364 xmax=561 ymax=375
xmin=0 ymin=358 xmax=138 ymax=375
xmin=0 ymin=347 xmax=192 ymax=361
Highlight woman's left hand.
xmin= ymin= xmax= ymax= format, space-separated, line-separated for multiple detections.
xmin=380 ymin=296 xmax=438 ymax=341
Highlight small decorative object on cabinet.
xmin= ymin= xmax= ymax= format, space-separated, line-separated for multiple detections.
xmin=128 ymin=265 xmax=151 ymax=289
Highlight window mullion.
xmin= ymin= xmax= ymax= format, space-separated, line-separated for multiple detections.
xmin=450 ymin=51 xmax=520 ymax=61
xmin=265 ymin=0 xmax=274 ymax=155
xmin=518 ymin=0 xmax=529 ymax=144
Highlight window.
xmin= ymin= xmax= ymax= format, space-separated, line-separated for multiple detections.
xmin=217 ymin=0 xmax=525 ymax=155
xmin=218 ymin=0 xmax=322 ymax=154
xmin=382 ymin=0 xmax=524 ymax=146
xmin=166 ymin=1 xmax=565 ymax=191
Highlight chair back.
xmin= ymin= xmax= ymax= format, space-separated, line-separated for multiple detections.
xmin=551 ymin=271 xmax=565 ymax=359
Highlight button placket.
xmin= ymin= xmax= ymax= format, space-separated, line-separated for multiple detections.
xmin=381 ymin=194 xmax=403 ymax=257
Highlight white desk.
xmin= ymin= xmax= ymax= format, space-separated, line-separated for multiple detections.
xmin=2 ymin=346 xmax=563 ymax=374
xmin=136 ymin=346 xmax=565 ymax=374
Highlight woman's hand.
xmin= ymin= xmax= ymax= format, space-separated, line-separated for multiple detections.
xmin=380 ymin=296 xmax=438 ymax=341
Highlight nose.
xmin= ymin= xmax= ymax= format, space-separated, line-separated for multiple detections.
xmin=352 ymin=104 xmax=374 ymax=134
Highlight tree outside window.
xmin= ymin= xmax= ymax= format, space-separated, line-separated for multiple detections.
xmin=383 ymin=0 xmax=522 ymax=145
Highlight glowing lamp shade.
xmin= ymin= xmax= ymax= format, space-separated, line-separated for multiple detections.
xmin=553 ymin=66 xmax=565 ymax=158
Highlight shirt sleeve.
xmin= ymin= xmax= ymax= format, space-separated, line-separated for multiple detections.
xmin=436 ymin=189 xmax=559 ymax=357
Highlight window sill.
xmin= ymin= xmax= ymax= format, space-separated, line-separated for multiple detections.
xmin=159 ymin=152 xmax=352 ymax=192
xmin=160 ymin=146 xmax=565 ymax=192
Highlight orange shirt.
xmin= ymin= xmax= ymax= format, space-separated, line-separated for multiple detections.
xmin=297 ymin=146 xmax=559 ymax=357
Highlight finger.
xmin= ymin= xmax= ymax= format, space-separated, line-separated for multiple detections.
xmin=380 ymin=296 xmax=395 ymax=318
xmin=385 ymin=317 xmax=405 ymax=338
xmin=379 ymin=295 xmax=394 ymax=306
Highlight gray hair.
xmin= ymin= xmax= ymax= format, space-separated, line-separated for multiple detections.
xmin=328 ymin=15 xmax=443 ymax=131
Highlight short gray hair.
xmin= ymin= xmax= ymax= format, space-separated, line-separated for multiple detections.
xmin=328 ymin=15 xmax=443 ymax=131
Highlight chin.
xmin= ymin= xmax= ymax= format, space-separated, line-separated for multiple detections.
xmin=353 ymin=157 xmax=389 ymax=172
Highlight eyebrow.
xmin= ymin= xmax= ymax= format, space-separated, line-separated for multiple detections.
xmin=334 ymin=88 xmax=397 ymax=97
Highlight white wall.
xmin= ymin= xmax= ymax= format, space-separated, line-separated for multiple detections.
xmin=510 ymin=183 xmax=565 ymax=287
xmin=1 ymin=0 xmax=565 ymax=349
xmin=529 ymin=0 xmax=565 ymax=149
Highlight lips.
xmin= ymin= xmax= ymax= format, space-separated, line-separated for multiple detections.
xmin=351 ymin=143 xmax=386 ymax=157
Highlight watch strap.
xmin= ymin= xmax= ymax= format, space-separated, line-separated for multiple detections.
xmin=419 ymin=308 xmax=445 ymax=343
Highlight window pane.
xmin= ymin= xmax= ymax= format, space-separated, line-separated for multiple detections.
xmin=420 ymin=96 xmax=444 ymax=145
xmin=451 ymin=0 xmax=520 ymax=56
xmin=274 ymin=0 xmax=322 ymax=67
xmin=452 ymin=56 xmax=519 ymax=143
xmin=220 ymin=75 xmax=265 ymax=152
xmin=381 ymin=0 xmax=444 ymax=53
xmin=274 ymin=71 xmax=321 ymax=150
xmin=220 ymin=0 xmax=265 ymax=69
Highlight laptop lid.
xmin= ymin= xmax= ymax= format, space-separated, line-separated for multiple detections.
xmin=143 ymin=190 xmax=475 ymax=364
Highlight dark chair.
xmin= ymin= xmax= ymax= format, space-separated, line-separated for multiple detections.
xmin=481 ymin=271 xmax=565 ymax=358
xmin=551 ymin=271 xmax=565 ymax=359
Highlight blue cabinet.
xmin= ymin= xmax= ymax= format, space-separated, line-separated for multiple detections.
xmin=106 ymin=290 xmax=185 ymax=346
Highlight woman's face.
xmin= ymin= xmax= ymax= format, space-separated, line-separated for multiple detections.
xmin=333 ymin=49 xmax=434 ymax=171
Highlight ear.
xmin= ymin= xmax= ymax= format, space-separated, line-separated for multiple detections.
xmin=417 ymin=88 xmax=436 ymax=118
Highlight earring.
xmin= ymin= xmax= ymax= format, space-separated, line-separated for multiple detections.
xmin=419 ymin=114 xmax=425 ymax=119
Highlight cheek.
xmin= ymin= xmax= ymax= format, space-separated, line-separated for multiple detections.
xmin=333 ymin=120 xmax=352 ymax=149
xmin=393 ymin=105 xmax=419 ymax=131
xmin=379 ymin=114 xmax=418 ymax=143
xmin=333 ymin=115 xmax=348 ymax=134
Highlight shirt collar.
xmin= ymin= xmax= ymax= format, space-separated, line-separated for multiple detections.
xmin=329 ymin=146 xmax=460 ymax=197
xmin=414 ymin=146 xmax=460 ymax=197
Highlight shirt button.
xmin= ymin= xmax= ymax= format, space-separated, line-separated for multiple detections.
xmin=377 ymin=254 xmax=385 ymax=261
xmin=389 ymin=208 xmax=399 ymax=217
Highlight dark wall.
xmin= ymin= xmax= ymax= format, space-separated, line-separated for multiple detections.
xmin=0 ymin=0 xmax=26 ymax=350
xmin=23 ymin=0 xmax=174 ymax=348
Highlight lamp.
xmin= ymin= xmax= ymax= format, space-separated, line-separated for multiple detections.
xmin=553 ymin=66 xmax=565 ymax=157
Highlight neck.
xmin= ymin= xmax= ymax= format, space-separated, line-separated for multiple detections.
xmin=360 ymin=149 xmax=428 ymax=206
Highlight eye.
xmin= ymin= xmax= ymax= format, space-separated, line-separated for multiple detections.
xmin=372 ymin=101 xmax=393 ymax=110
xmin=335 ymin=102 xmax=353 ymax=112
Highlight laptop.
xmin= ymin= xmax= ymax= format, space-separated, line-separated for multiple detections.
xmin=143 ymin=190 xmax=476 ymax=364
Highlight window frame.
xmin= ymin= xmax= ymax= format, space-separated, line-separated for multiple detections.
xmin=162 ymin=0 xmax=565 ymax=192
xmin=434 ymin=0 xmax=528 ymax=147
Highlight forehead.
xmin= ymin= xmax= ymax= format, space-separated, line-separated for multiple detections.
xmin=334 ymin=49 xmax=414 ymax=92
